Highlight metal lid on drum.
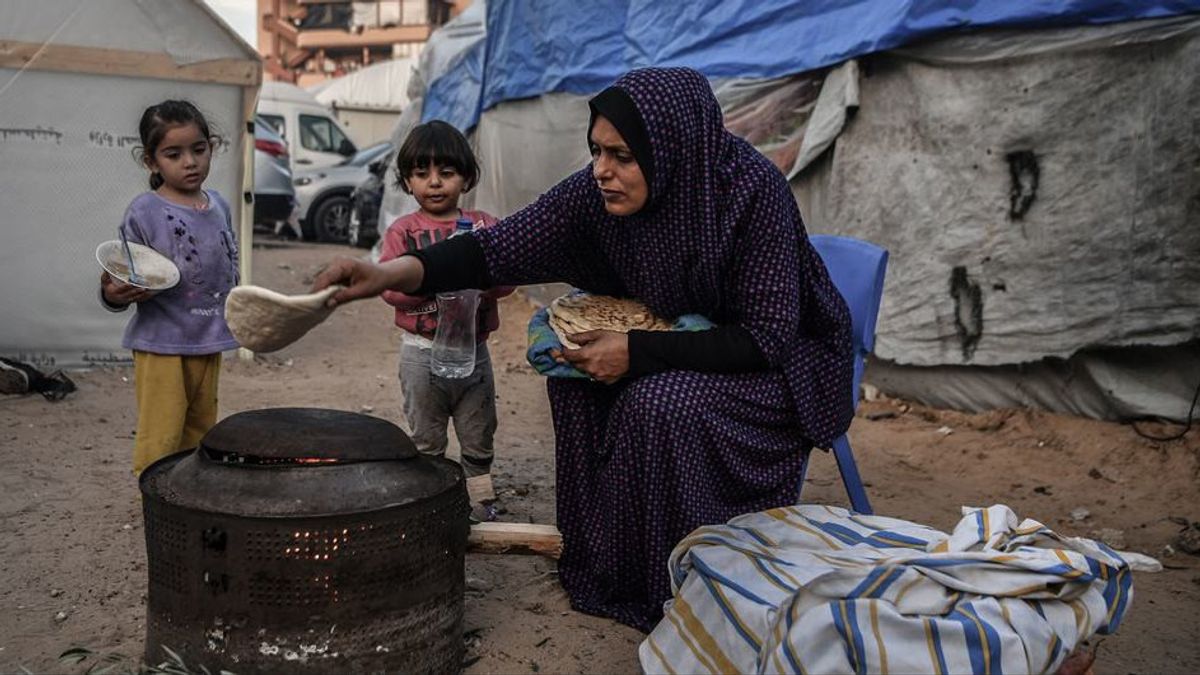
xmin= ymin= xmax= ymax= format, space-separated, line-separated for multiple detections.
xmin=139 ymin=408 xmax=461 ymax=517
xmin=202 ymin=407 xmax=418 ymax=462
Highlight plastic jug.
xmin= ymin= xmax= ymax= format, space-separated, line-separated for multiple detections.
xmin=430 ymin=219 xmax=480 ymax=378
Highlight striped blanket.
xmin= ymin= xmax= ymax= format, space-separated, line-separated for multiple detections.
xmin=640 ymin=504 xmax=1131 ymax=674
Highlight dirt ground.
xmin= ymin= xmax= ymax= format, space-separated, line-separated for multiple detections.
xmin=2 ymin=238 xmax=1199 ymax=674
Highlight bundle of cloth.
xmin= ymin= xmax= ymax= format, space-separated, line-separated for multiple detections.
xmin=526 ymin=291 xmax=712 ymax=378
xmin=641 ymin=504 xmax=1133 ymax=674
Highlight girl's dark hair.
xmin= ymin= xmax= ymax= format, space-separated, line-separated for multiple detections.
xmin=136 ymin=100 xmax=223 ymax=189
xmin=394 ymin=120 xmax=480 ymax=193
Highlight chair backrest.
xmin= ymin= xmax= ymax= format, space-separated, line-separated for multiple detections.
xmin=808 ymin=235 xmax=889 ymax=407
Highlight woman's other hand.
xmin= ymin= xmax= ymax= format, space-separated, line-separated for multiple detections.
xmin=312 ymin=255 xmax=424 ymax=308
xmin=555 ymin=330 xmax=630 ymax=384
xmin=101 ymin=271 xmax=156 ymax=305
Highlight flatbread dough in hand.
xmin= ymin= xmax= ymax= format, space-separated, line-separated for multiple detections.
xmin=224 ymin=285 xmax=343 ymax=353
xmin=547 ymin=293 xmax=672 ymax=349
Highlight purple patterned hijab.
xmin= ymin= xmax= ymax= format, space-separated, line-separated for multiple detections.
xmin=476 ymin=67 xmax=854 ymax=445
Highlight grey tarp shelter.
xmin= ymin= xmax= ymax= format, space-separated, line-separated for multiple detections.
xmin=386 ymin=13 xmax=1199 ymax=422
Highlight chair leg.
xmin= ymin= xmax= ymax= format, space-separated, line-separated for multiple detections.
xmin=831 ymin=435 xmax=873 ymax=514
xmin=796 ymin=447 xmax=813 ymax=502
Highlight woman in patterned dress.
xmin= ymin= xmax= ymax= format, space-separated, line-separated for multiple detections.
xmin=314 ymin=67 xmax=854 ymax=632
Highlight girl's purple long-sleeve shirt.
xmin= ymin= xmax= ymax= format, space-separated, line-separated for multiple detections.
xmin=110 ymin=190 xmax=240 ymax=355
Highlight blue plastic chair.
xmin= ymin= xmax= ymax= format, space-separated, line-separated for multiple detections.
xmin=801 ymin=234 xmax=889 ymax=515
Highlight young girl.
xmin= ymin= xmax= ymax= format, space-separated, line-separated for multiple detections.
xmin=379 ymin=120 xmax=513 ymax=521
xmin=100 ymin=100 xmax=239 ymax=475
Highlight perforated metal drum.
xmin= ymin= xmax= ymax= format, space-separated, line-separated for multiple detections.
xmin=139 ymin=408 xmax=469 ymax=673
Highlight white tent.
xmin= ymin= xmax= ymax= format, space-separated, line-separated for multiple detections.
xmin=0 ymin=0 xmax=261 ymax=369
xmin=311 ymin=58 xmax=415 ymax=146
xmin=261 ymin=79 xmax=322 ymax=106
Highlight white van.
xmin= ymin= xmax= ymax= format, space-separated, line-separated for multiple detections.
xmin=257 ymin=81 xmax=358 ymax=170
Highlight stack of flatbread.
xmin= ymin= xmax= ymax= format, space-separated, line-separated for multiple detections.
xmin=224 ymin=285 xmax=343 ymax=353
xmin=548 ymin=293 xmax=672 ymax=349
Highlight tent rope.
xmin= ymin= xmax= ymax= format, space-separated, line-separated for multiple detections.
xmin=0 ymin=0 xmax=86 ymax=101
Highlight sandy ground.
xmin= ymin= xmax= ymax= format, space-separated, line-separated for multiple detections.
xmin=2 ymin=238 xmax=1199 ymax=674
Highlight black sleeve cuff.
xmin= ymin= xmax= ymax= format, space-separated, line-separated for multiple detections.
xmin=407 ymin=233 xmax=493 ymax=294
xmin=626 ymin=325 xmax=769 ymax=377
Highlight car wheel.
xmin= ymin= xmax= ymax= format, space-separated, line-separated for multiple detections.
xmin=314 ymin=195 xmax=352 ymax=243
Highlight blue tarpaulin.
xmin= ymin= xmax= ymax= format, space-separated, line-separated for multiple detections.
xmin=423 ymin=40 xmax=487 ymax=132
xmin=424 ymin=0 xmax=1200 ymax=130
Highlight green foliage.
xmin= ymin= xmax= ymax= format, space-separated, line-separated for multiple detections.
xmin=57 ymin=645 xmax=236 ymax=675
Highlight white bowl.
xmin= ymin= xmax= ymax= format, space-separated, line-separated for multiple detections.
xmin=95 ymin=240 xmax=181 ymax=291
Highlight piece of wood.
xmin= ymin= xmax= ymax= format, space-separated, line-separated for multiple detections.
xmin=236 ymin=85 xmax=258 ymax=362
xmin=0 ymin=41 xmax=260 ymax=87
xmin=294 ymin=24 xmax=430 ymax=49
xmin=468 ymin=522 xmax=563 ymax=559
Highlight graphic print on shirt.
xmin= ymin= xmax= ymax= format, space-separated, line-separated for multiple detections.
xmin=405 ymin=228 xmax=448 ymax=336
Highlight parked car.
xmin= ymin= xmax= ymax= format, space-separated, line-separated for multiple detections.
xmin=252 ymin=115 xmax=297 ymax=233
xmin=293 ymin=141 xmax=393 ymax=243
xmin=348 ymin=152 xmax=392 ymax=249
xmin=258 ymin=81 xmax=357 ymax=170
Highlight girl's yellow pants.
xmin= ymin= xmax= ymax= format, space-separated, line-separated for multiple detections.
xmin=132 ymin=351 xmax=221 ymax=475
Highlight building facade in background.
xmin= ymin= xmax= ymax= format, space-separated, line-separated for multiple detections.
xmin=258 ymin=0 xmax=469 ymax=87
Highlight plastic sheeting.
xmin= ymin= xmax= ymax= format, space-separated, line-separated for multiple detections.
xmin=376 ymin=1 xmax=488 ymax=236
xmin=420 ymin=0 xmax=487 ymax=131
xmin=421 ymin=0 xmax=1200 ymax=130
xmin=311 ymin=58 xmax=416 ymax=112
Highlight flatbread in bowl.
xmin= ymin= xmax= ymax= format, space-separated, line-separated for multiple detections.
xmin=547 ymin=293 xmax=672 ymax=349
xmin=224 ymin=285 xmax=344 ymax=353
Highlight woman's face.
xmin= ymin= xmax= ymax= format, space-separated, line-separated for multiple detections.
xmin=590 ymin=115 xmax=647 ymax=216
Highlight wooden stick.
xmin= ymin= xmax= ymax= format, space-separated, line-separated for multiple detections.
xmin=0 ymin=41 xmax=260 ymax=87
xmin=468 ymin=522 xmax=562 ymax=559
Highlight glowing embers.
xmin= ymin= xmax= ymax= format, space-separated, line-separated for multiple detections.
xmin=206 ymin=447 xmax=344 ymax=466
xmin=284 ymin=528 xmax=355 ymax=560
xmin=283 ymin=526 xmax=412 ymax=560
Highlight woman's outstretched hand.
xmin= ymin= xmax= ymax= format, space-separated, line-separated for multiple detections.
xmin=554 ymin=330 xmax=630 ymax=384
xmin=311 ymin=255 xmax=423 ymax=307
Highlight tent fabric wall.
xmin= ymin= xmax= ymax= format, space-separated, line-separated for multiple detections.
xmin=0 ymin=0 xmax=260 ymax=369
xmin=471 ymin=93 xmax=593 ymax=218
xmin=792 ymin=17 xmax=1200 ymax=368
xmin=867 ymin=342 xmax=1200 ymax=423
xmin=331 ymin=108 xmax=401 ymax=147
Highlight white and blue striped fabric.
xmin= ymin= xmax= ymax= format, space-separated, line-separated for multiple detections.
xmin=640 ymin=504 xmax=1132 ymax=675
